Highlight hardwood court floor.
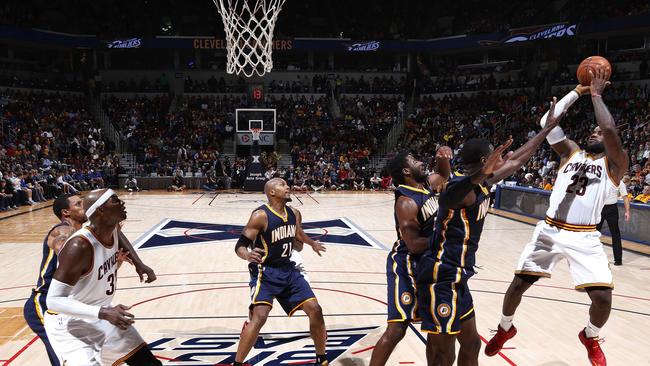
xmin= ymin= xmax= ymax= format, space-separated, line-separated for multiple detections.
xmin=0 ymin=191 xmax=649 ymax=365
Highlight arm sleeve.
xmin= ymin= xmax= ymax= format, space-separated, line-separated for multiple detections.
xmin=619 ymin=182 xmax=627 ymax=197
xmin=539 ymin=90 xmax=580 ymax=127
xmin=46 ymin=279 xmax=101 ymax=320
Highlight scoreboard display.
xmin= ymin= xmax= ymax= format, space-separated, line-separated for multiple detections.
xmin=248 ymin=84 xmax=264 ymax=104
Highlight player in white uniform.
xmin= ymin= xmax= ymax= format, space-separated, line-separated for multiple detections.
xmin=45 ymin=189 xmax=162 ymax=366
xmin=486 ymin=68 xmax=628 ymax=366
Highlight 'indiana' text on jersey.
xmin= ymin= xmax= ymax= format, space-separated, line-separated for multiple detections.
xmin=429 ymin=174 xmax=491 ymax=280
xmin=255 ymin=204 xmax=297 ymax=266
xmin=393 ymin=185 xmax=439 ymax=254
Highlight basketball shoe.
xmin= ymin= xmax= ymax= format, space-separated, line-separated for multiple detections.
xmin=484 ymin=325 xmax=517 ymax=356
xmin=579 ymin=329 xmax=606 ymax=366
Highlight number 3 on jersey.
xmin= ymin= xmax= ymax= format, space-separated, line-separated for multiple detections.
xmin=566 ymin=174 xmax=588 ymax=196
xmin=282 ymin=242 xmax=292 ymax=257
xmin=106 ymin=274 xmax=115 ymax=295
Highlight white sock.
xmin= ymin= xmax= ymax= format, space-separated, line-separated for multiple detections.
xmin=585 ymin=321 xmax=601 ymax=338
xmin=500 ymin=314 xmax=514 ymax=331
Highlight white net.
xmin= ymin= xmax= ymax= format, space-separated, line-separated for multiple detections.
xmin=212 ymin=0 xmax=286 ymax=77
xmin=251 ymin=128 xmax=261 ymax=141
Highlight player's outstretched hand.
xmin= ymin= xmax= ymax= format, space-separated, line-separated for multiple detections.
xmin=247 ymin=248 xmax=265 ymax=263
xmin=436 ymin=146 xmax=453 ymax=160
xmin=544 ymin=97 xmax=566 ymax=130
xmin=99 ymin=304 xmax=135 ymax=330
xmin=589 ymin=67 xmax=611 ymax=97
xmin=116 ymin=249 xmax=134 ymax=269
xmin=481 ymin=139 xmax=513 ymax=177
xmin=136 ymin=263 xmax=157 ymax=283
xmin=311 ymin=240 xmax=326 ymax=256
xmin=575 ymin=84 xmax=590 ymax=96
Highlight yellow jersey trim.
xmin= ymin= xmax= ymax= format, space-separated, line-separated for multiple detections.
xmin=265 ymin=204 xmax=288 ymax=222
xmin=288 ymin=297 xmax=317 ymax=317
xmin=398 ymin=184 xmax=431 ymax=195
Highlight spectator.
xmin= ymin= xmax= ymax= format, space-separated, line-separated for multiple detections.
xmin=124 ymin=175 xmax=141 ymax=192
xmin=633 ymin=185 xmax=650 ymax=203
xmin=168 ymin=170 xmax=186 ymax=192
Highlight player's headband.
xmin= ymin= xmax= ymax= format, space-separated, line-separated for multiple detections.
xmin=85 ymin=189 xmax=116 ymax=219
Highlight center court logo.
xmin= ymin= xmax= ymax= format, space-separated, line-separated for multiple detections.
xmin=148 ymin=326 xmax=378 ymax=365
xmin=134 ymin=218 xmax=385 ymax=250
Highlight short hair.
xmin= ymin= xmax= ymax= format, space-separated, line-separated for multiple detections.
xmin=460 ymin=138 xmax=492 ymax=166
xmin=387 ymin=152 xmax=410 ymax=186
xmin=53 ymin=193 xmax=75 ymax=220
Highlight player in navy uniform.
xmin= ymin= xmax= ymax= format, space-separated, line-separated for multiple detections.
xmin=369 ymin=146 xmax=452 ymax=366
xmin=233 ymin=178 xmax=328 ymax=366
xmin=23 ymin=194 xmax=86 ymax=365
xmin=417 ymin=98 xmax=565 ymax=365
xmin=23 ymin=193 xmax=157 ymax=366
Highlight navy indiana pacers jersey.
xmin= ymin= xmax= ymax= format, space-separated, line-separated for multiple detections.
xmin=254 ymin=204 xmax=297 ymax=267
xmin=33 ymin=222 xmax=69 ymax=293
xmin=392 ymin=184 xmax=439 ymax=255
xmin=427 ymin=173 xmax=491 ymax=281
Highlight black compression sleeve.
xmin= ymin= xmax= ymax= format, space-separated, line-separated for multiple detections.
xmin=439 ymin=176 xmax=477 ymax=207
xmin=235 ymin=234 xmax=254 ymax=252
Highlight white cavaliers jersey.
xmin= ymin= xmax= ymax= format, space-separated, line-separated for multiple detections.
xmin=546 ymin=151 xmax=616 ymax=228
xmin=61 ymin=227 xmax=119 ymax=307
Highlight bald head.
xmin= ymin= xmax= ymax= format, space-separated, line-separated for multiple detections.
xmin=84 ymin=188 xmax=120 ymax=221
xmin=264 ymin=178 xmax=283 ymax=196
xmin=83 ymin=189 xmax=109 ymax=212
xmin=264 ymin=178 xmax=291 ymax=202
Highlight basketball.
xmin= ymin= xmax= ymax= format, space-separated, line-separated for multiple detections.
xmin=576 ymin=56 xmax=612 ymax=86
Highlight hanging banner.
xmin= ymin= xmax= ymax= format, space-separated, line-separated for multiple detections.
xmin=503 ymin=23 xmax=577 ymax=43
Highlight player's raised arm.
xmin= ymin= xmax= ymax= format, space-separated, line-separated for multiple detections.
xmin=292 ymin=208 xmax=326 ymax=256
xmin=395 ymin=196 xmax=428 ymax=254
xmin=589 ymin=68 xmax=629 ymax=182
xmin=428 ymin=146 xmax=452 ymax=192
xmin=235 ymin=209 xmax=267 ymax=263
xmin=539 ymin=87 xmax=585 ymax=159
xmin=441 ymin=139 xmax=513 ymax=209
xmin=486 ymin=97 xmax=566 ymax=185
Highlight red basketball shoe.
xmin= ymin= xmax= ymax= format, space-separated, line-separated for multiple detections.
xmin=484 ymin=325 xmax=517 ymax=356
xmin=579 ymin=329 xmax=606 ymax=366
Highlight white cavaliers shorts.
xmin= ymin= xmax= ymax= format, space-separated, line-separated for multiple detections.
xmin=515 ymin=221 xmax=613 ymax=289
xmin=44 ymin=312 xmax=146 ymax=366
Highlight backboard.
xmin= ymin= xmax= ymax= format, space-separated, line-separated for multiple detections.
xmin=236 ymin=108 xmax=276 ymax=133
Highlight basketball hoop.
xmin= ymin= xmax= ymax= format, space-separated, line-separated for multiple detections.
xmin=212 ymin=0 xmax=286 ymax=77
xmin=250 ymin=128 xmax=262 ymax=141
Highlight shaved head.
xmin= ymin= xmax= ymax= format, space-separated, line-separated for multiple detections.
xmin=83 ymin=188 xmax=125 ymax=224
xmin=83 ymin=188 xmax=110 ymax=213
xmin=264 ymin=178 xmax=291 ymax=203
xmin=264 ymin=178 xmax=283 ymax=197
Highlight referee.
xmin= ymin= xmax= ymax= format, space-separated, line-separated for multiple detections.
xmin=597 ymin=181 xmax=630 ymax=265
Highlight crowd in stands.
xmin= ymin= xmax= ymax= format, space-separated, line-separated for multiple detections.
xmin=99 ymin=74 xmax=170 ymax=93
xmin=1 ymin=89 xmax=117 ymax=211
xmin=0 ymin=73 xmax=85 ymax=92
xmin=395 ymin=83 xmax=650 ymax=203
xmin=183 ymin=75 xmax=246 ymax=93
xmin=333 ymin=75 xmax=406 ymax=94
xmin=266 ymin=75 xmax=330 ymax=94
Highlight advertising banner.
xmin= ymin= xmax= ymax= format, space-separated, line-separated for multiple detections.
xmin=237 ymin=133 xmax=274 ymax=146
